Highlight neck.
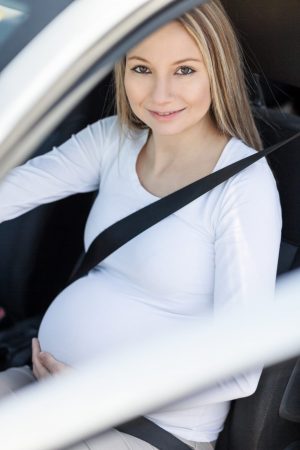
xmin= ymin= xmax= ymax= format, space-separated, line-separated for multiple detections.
xmin=144 ymin=116 xmax=226 ymax=174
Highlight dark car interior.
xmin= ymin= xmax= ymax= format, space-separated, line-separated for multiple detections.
xmin=0 ymin=1 xmax=300 ymax=449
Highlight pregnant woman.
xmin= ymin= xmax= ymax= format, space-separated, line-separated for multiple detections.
xmin=0 ymin=1 xmax=282 ymax=449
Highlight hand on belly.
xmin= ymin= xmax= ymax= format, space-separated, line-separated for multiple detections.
xmin=32 ymin=337 xmax=71 ymax=380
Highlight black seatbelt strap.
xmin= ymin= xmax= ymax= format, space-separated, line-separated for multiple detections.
xmin=70 ymin=131 xmax=300 ymax=284
xmin=116 ymin=417 xmax=191 ymax=450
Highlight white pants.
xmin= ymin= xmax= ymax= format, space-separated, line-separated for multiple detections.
xmin=0 ymin=366 xmax=216 ymax=450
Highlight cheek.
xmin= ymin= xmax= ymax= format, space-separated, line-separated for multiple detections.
xmin=187 ymin=78 xmax=212 ymax=109
xmin=124 ymin=75 xmax=144 ymax=107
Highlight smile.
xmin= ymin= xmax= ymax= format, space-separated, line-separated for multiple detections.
xmin=149 ymin=108 xmax=185 ymax=120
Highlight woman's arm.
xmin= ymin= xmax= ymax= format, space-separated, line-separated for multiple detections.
xmin=207 ymin=157 xmax=282 ymax=402
xmin=0 ymin=116 xmax=117 ymax=223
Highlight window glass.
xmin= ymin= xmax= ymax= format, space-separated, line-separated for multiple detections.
xmin=0 ymin=0 xmax=74 ymax=71
xmin=0 ymin=2 xmax=28 ymax=45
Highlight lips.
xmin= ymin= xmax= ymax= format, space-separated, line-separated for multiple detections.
xmin=148 ymin=108 xmax=185 ymax=121
xmin=150 ymin=108 xmax=184 ymax=116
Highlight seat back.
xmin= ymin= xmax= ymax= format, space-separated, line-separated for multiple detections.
xmin=216 ymin=358 xmax=300 ymax=450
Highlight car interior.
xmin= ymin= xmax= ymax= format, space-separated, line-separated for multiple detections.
xmin=0 ymin=1 xmax=300 ymax=449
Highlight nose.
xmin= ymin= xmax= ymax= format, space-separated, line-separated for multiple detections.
xmin=150 ymin=75 xmax=174 ymax=104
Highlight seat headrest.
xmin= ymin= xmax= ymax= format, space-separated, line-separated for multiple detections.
xmin=222 ymin=0 xmax=300 ymax=88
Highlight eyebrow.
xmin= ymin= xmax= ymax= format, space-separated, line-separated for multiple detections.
xmin=127 ymin=56 xmax=202 ymax=64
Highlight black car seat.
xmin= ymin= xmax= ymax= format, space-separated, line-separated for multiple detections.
xmin=216 ymin=357 xmax=300 ymax=450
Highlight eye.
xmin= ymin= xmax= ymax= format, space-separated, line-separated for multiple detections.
xmin=131 ymin=65 xmax=150 ymax=74
xmin=176 ymin=66 xmax=195 ymax=76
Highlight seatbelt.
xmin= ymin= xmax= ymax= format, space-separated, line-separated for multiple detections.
xmin=70 ymin=131 xmax=300 ymax=284
xmin=116 ymin=417 xmax=192 ymax=450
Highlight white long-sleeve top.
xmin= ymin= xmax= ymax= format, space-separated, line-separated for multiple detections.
xmin=0 ymin=115 xmax=282 ymax=442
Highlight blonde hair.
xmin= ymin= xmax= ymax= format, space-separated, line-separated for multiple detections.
xmin=114 ymin=0 xmax=262 ymax=150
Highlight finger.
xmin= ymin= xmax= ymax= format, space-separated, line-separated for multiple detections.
xmin=38 ymin=352 xmax=66 ymax=375
xmin=32 ymin=338 xmax=50 ymax=380
xmin=31 ymin=337 xmax=41 ymax=363
xmin=32 ymin=359 xmax=50 ymax=380
xmin=32 ymin=338 xmax=43 ymax=369
xmin=32 ymin=337 xmax=41 ymax=352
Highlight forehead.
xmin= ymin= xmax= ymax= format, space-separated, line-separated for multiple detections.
xmin=127 ymin=21 xmax=201 ymax=62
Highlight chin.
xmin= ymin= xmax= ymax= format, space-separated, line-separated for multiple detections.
xmin=151 ymin=123 xmax=191 ymax=136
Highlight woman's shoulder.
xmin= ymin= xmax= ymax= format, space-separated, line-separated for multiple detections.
xmin=88 ymin=114 xmax=145 ymax=148
xmin=220 ymin=137 xmax=276 ymax=187
xmin=220 ymin=137 xmax=259 ymax=165
xmin=88 ymin=114 xmax=120 ymax=142
xmin=209 ymin=137 xmax=282 ymax=234
xmin=214 ymin=137 xmax=281 ymax=213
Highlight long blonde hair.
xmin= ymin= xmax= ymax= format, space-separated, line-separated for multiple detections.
xmin=114 ymin=0 xmax=262 ymax=150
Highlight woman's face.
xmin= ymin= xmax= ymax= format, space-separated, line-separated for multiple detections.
xmin=124 ymin=21 xmax=213 ymax=137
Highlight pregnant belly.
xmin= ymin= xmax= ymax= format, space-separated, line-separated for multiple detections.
xmin=38 ymin=271 xmax=165 ymax=367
